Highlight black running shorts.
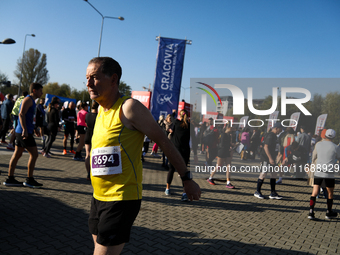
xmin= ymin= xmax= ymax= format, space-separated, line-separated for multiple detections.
xmin=314 ymin=178 xmax=335 ymax=188
xmin=88 ymin=198 xmax=141 ymax=246
xmin=64 ymin=123 xmax=75 ymax=136
xmin=84 ymin=129 xmax=93 ymax=145
xmin=77 ymin=125 xmax=86 ymax=135
xmin=15 ymin=133 xmax=36 ymax=148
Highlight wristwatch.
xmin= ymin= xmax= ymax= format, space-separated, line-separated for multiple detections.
xmin=180 ymin=171 xmax=192 ymax=181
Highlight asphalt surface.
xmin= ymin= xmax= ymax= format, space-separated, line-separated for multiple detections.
xmin=0 ymin=133 xmax=339 ymax=255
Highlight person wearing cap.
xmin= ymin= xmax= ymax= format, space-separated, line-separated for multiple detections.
xmin=254 ymin=122 xmax=283 ymax=199
xmin=308 ymin=129 xmax=340 ymax=220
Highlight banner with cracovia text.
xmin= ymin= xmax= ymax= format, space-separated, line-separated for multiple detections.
xmin=150 ymin=37 xmax=186 ymax=120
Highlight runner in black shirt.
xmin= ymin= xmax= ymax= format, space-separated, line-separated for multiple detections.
xmin=254 ymin=122 xmax=283 ymax=199
xmin=62 ymin=101 xmax=77 ymax=155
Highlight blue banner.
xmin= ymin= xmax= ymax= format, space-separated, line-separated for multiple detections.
xmin=44 ymin=94 xmax=77 ymax=108
xmin=150 ymin=37 xmax=186 ymax=120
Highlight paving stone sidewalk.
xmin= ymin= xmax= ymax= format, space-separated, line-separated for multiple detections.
xmin=0 ymin=135 xmax=339 ymax=255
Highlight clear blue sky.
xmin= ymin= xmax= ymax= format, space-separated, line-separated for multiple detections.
xmin=1 ymin=0 xmax=339 ymax=102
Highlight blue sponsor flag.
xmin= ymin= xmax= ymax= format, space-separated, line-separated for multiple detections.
xmin=150 ymin=37 xmax=186 ymax=120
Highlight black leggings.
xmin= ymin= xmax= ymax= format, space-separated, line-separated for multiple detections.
xmin=45 ymin=129 xmax=57 ymax=153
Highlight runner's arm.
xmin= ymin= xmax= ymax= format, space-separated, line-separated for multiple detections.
xmin=121 ymin=98 xmax=201 ymax=200
xmin=264 ymin=144 xmax=275 ymax=165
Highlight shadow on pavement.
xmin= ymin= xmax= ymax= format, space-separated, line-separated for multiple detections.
xmin=124 ymin=226 xmax=312 ymax=255
xmin=0 ymin=190 xmax=93 ymax=255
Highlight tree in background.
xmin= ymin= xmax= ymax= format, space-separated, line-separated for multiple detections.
xmin=42 ymin=82 xmax=91 ymax=103
xmin=43 ymin=82 xmax=71 ymax=98
xmin=14 ymin=48 xmax=49 ymax=92
xmin=0 ymin=71 xmax=19 ymax=96
xmin=119 ymin=81 xmax=131 ymax=96
xmin=0 ymin=71 xmax=8 ymax=83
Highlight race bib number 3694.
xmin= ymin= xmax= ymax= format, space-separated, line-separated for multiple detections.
xmin=91 ymin=146 xmax=122 ymax=176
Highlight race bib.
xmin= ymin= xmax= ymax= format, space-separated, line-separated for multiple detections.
xmin=91 ymin=146 xmax=122 ymax=176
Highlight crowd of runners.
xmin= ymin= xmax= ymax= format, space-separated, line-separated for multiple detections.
xmin=186 ymin=118 xmax=340 ymax=220
xmin=1 ymin=83 xmax=339 ymax=204
xmin=0 ymin=57 xmax=338 ymax=254
xmin=0 ymin=86 xmax=101 ymax=186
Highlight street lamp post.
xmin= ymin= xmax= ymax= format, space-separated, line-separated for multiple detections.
xmin=181 ymin=86 xmax=192 ymax=101
xmin=84 ymin=0 xmax=124 ymax=57
xmin=18 ymin=34 xmax=35 ymax=96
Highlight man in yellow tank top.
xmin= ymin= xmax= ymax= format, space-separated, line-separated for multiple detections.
xmin=86 ymin=57 xmax=201 ymax=255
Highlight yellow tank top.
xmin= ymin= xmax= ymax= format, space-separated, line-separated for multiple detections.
xmin=91 ymin=96 xmax=144 ymax=201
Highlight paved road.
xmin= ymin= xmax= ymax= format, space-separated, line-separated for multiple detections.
xmin=0 ymin=134 xmax=339 ymax=254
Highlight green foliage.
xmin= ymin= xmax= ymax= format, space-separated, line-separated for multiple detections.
xmin=0 ymin=71 xmax=8 ymax=83
xmin=119 ymin=81 xmax=131 ymax=96
xmin=14 ymin=48 xmax=49 ymax=91
xmin=0 ymin=70 xmax=19 ymax=95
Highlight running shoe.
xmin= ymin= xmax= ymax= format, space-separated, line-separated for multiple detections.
xmin=6 ymin=143 xmax=15 ymax=150
xmin=325 ymin=211 xmax=338 ymax=219
xmin=62 ymin=149 xmax=67 ymax=155
xmin=308 ymin=212 xmax=315 ymax=220
xmin=0 ymin=141 xmax=8 ymax=145
xmin=181 ymin=193 xmax=189 ymax=202
xmin=207 ymin=178 xmax=215 ymax=185
xmin=43 ymin=153 xmax=51 ymax=158
xmin=23 ymin=178 xmax=43 ymax=188
xmin=226 ymin=183 xmax=235 ymax=189
xmin=73 ymin=156 xmax=84 ymax=161
xmin=3 ymin=178 xmax=23 ymax=187
xmin=269 ymin=192 xmax=283 ymax=200
xmin=69 ymin=150 xmax=76 ymax=154
xmin=276 ymin=179 xmax=283 ymax=184
xmin=254 ymin=191 xmax=265 ymax=199
xmin=165 ymin=189 xmax=171 ymax=196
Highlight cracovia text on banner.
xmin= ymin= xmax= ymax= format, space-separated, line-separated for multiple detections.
xmin=150 ymin=37 xmax=187 ymax=120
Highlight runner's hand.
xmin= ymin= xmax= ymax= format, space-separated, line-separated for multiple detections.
xmin=22 ymin=130 xmax=28 ymax=139
xmin=183 ymin=180 xmax=201 ymax=201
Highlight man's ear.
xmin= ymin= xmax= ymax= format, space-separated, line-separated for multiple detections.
xmin=111 ymin=73 xmax=119 ymax=86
